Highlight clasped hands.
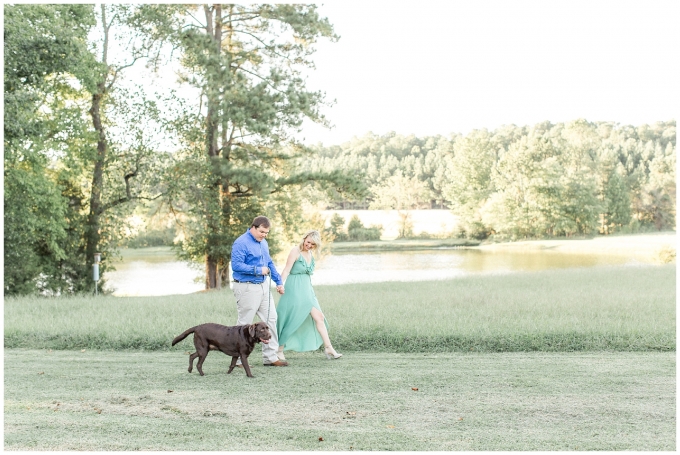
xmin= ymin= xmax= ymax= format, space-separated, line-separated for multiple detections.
xmin=261 ymin=266 xmax=285 ymax=294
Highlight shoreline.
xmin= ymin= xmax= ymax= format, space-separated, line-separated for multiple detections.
xmin=328 ymin=237 xmax=479 ymax=252
xmin=330 ymin=231 xmax=676 ymax=257
xmin=476 ymin=231 xmax=676 ymax=258
xmin=119 ymin=231 xmax=676 ymax=258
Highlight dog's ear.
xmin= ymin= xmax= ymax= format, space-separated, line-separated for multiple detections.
xmin=249 ymin=324 xmax=256 ymax=337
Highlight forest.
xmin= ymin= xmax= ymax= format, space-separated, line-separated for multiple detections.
xmin=305 ymin=120 xmax=675 ymax=240
xmin=4 ymin=4 xmax=676 ymax=297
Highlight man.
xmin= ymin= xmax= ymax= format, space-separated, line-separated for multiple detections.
xmin=231 ymin=216 xmax=288 ymax=367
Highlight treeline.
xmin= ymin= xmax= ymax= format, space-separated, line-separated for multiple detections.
xmin=305 ymin=120 xmax=676 ymax=239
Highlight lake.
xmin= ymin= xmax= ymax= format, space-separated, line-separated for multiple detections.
xmin=104 ymin=243 xmax=666 ymax=297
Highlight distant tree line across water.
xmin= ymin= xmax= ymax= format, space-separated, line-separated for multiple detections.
xmin=303 ymin=120 xmax=675 ymax=240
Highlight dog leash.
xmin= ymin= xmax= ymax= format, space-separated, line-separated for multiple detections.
xmin=259 ymin=241 xmax=272 ymax=329
xmin=266 ymin=275 xmax=272 ymax=329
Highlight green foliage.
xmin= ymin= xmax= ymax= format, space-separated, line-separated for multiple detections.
xmin=305 ymin=121 xmax=675 ymax=239
xmin=321 ymin=214 xmax=382 ymax=242
xmin=368 ymin=171 xmax=431 ymax=210
xmin=304 ymin=132 xmax=453 ymax=209
xmin=327 ymin=213 xmax=347 ymax=241
xmin=132 ymin=5 xmax=360 ymax=287
xmin=444 ymin=129 xmax=497 ymax=219
xmin=599 ymin=162 xmax=632 ymax=234
xmin=345 ymin=215 xmax=382 ymax=241
xmin=3 ymin=4 xmax=97 ymax=96
xmin=455 ymin=220 xmax=490 ymax=241
xmin=3 ymin=167 xmax=68 ymax=294
xmin=123 ymin=227 xmax=176 ymax=248
xmin=4 ymin=4 xmax=173 ymax=295
xmin=3 ymin=4 xmax=97 ymax=295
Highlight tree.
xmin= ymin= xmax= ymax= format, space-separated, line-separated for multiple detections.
xmin=481 ymin=136 xmax=550 ymax=238
xmin=5 ymin=4 xmax=173 ymax=295
xmin=634 ymin=140 xmax=676 ymax=230
xmin=597 ymin=150 xmax=631 ymax=234
xmin=3 ymin=4 xmax=97 ymax=295
xmin=443 ymin=129 xmax=498 ymax=239
xmin=368 ymin=171 xmax=431 ymax=211
xmin=482 ymin=130 xmax=602 ymax=239
xmin=368 ymin=171 xmax=431 ymax=238
xmin=296 ymin=120 xmax=674 ymax=237
xmin=133 ymin=4 xmax=361 ymax=288
xmin=328 ymin=213 xmax=348 ymax=241
xmin=80 ymin=5 xmax=168 ymax=291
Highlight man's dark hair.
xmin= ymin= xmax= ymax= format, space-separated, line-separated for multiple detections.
xmin=251 ymin=216 xmax=271 ymax=229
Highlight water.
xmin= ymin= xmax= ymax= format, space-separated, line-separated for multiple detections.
xmin=105 ymin=258 xmax=205 ymax=297
xmin=105 ymin=246 xmax=658 ymax=296
xmin=310 ymin=248 xmax=648 ymax=285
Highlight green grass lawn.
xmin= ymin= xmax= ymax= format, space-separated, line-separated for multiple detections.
xmin=4 ymin=265 xmax=676 ymax=352
xmin=3 ymin=349 xmax=675 ymax=450
xmin=4 ymin=264 xmax=675 ymax=450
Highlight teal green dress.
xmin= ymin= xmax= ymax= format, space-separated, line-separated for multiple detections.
xmin=277 ymin=253 xmax=329 ymax=352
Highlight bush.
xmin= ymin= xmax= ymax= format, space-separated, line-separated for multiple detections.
xmin=328 ymin=214 xmax=383 ymax=242
xmin=347 ymin=215 xmax=382 ymax=241
xmin=348 ymin=226 xmax=382 ymax=241
xmin=656 ymin=245 xmax=676 ymax=264
xmin=456 ymin=220 xmax=490 ymax=241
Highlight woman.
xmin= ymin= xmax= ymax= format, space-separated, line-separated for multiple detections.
xmin=276 ymin=230 xmax=342 ymax=360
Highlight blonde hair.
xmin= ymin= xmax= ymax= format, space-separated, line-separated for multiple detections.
xmin=298 ymin=230 xmax=322 ymax=256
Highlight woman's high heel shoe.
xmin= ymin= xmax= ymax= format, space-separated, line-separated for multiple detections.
xmin=324 ymin=346 xmax=343 ymax=359
xmin=277 ymin=348 xmax=286 ymax=361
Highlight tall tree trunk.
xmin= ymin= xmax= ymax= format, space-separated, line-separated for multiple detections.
xmin=205 ymin=259 xmax=218 ymax=289
xmin=203 ymin=4 xmax=223 ymax=289
xmin=84 ymin=5 xmax=111 ymax=290
xmin=216 ymin=5 xmax=237 ymax=289
xmin=219 ymin=170 xmax=232 ymax=288
xmin=86 ymin=83 xmax=107 ymax=287
xmin=218 ymin=133 xmax=232 ymax=288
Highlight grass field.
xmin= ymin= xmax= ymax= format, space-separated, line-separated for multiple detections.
xmin=4 ymin=265 xmax=675 ymax=352
xmin=4 ymin=350 xmax=675 ymax=450
xmin=4 ymin=264 xmax=676 ymax=450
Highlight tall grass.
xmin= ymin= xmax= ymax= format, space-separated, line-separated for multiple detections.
xmin=4 ymin=265 xmax=675 ymax=352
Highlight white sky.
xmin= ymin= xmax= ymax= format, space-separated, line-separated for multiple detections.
xmin=296 ymin=0 xmax=680 ymax=145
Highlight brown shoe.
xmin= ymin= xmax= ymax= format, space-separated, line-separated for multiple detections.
xmin=264 ymin=360 xmax=288 ymax=367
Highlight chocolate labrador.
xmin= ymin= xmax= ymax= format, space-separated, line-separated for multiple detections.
xmin=172 ymin=322 xmax=271 ymax=378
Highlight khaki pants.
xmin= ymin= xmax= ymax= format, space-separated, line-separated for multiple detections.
xmin=232 ymin=281 xmax=279 ymax=364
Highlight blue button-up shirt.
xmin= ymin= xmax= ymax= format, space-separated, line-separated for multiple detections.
xmin=231 ymin=229 xmax=282 ymax=285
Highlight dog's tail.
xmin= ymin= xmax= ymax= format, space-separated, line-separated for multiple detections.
xmin=172 ymin=326 xmax=197 ymax=346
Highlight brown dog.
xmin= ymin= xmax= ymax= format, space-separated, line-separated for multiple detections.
xmin=172 ymin=322 xmax=271 ymax=378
